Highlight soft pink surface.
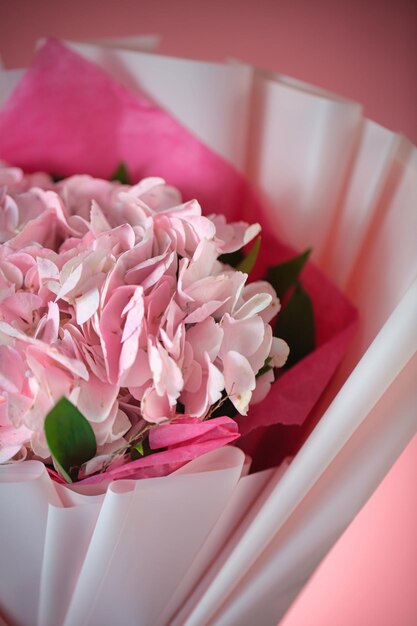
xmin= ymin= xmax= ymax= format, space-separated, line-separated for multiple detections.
xmin=0 ymin=2 xmax=416 ymax=625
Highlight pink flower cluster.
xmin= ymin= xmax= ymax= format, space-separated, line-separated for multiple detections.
xmin=0 ymin=164 xmax=288 ymax=473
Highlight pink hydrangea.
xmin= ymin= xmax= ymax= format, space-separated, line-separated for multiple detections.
xmin=0 ymin=164 xmax=288 ymax=474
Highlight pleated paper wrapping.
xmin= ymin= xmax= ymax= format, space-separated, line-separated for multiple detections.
xmin=0 ymin=39 xmax=416 ymax=626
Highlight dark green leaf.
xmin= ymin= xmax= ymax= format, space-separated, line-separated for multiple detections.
xmin=111 ymin=162 xmax=131 ymax=185
xmin=256 ymin=356 xmax=273 ymax=378
xmin=274 ymin=282 xmax=315 ymax=368
xmin=44 ymin=398 xmax=97 ymax=483
xmin=135 ymin=441 xmax=144 ymax=456
xmin=130 ymin=448 xmax=141 ymax=461
xmin=236 ymin=237 xmax=261 ymax=275
xmin=218 ymin=248 xmax=245 ymax=268
xmin=266 ymin=248 xmax=312 ymax=299
xmin=130 ymin=441 xmax=145 ymax=460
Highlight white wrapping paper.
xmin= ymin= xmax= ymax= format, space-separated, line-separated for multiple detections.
xmin=0 ymin=39 xmax=416 ymax=625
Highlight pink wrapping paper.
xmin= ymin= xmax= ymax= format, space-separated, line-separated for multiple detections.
xmin=80 ymin=416 xmax=240 ymax=484
xmin=0 ymin=39 xmax=357 ymax=471
xmin=0 ymin=38 xmax=252 ymax=221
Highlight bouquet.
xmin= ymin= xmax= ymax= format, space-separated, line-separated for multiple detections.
xmin=0 ymin=38 xmax=416 ymax=626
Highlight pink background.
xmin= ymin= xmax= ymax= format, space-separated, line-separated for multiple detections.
xmin=1 ymin=1 xmax=416 ymax=624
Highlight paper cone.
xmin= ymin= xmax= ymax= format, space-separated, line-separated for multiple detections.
xmin=0 ymin=39 xmax=415 ymax=626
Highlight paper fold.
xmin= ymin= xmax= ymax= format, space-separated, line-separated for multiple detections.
xmin=169 ymin=278 xmax=417 ymax=625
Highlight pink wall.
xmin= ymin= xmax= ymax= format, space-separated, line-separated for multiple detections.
xmin=1 ymin=1 xmax=416 ymax=624
xmin=1 ymin=0 xmax=416 ymax=143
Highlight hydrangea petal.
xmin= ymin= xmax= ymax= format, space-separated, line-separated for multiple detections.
xmin=223 ymin=350 xmax=256 ymax=415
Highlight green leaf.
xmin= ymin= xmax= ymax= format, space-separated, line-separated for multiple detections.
xmin=130 ymin=446 xmax=142 ymax=461
xmin=44 ymin=398 xmax=97 ymax=483
xmin=218 ymin=248 xmax=244 ymax=268
xmin=266 ymin=248 xmax=312 ymax=299
xmin=236 ymin=236 xmax=261 ymax=275
xmin=111 ymin=162 xmax=131 ymax=185
xmin=256 ymin=356 xmax=273 ymax=378
xmin=130 ymin=436 xmax=152 ymax=458
xmin=274 ymin=281 xmax=315 ymax=368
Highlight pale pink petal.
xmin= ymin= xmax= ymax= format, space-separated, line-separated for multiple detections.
xmin=183 ymin=300 xmax=226 ymax=324
xmin=82 ymin=453 xmax=114 ymax=476
xmin=0 ymin=321 xmax=89 ymax=380
xmin=7 ymin=209 xmax=55 ymax=249
xmin=270 ymin=336 xmax=290 ymax=368
xmin=132 ymin=178 xmax=182 ymax=210
xmin=119 ymin=288 xmax=145 ymax=373
xmin=212 ymin=271 xmax=247 ymax=318
xmin=76 ymin=287 xmax=100 ymax=324
xmin=0 ymin=260 xmax=24 ymax=287
xmin=233 ymin=292 xmax=273 ymax=320
xmin=76 ymin=373 xmax=119 ymax=423
xmin=88 ymin=401 xmax=130 ymax=445
xmin=57 ymin=259 xmax=84 ymax=298
xmin=211 ymin=215 xmax=261 ymax=253
xmin=99 ymin=285 xmax=136 ymax=383
xmin=111 ymin=408 xmax=131 ymax=441
xmin=241 ymin=281 xmax=281 ymax=323
xmin=247 ymin=324 xmax=273 ymax=374
xmin=119 ymin=348 xmax=152 ymax=388
xmin=115 ymin=193 xmax=151 ymax=228
xmin=0 ymin=193 xmax=19 ymax=235
xmin=141 ymin=387 xmax=172 ymax=424
xmin=159 ymin=323 xmax=184 ymax=361
xmin=146 ymin=276 xmax=177 ymax=335
xmin=0 ymin=445 xmax=24 ymax=463
xmin=121 ymin=287 xmax=144 ymax=343
xmin=251 ymin=368 xmax=275 ymax=404
xmin=181 ymin=383 xmax=208 ymax=418
xmin=0 ymin=345 xmax=25 ymax=394
xmin=0 ymin=165 xmax=23 ymax=187
xmin=2 ymin=292 xmax=43 ymax=324
xmin=181 ymin=354 xmax=224 ymax=418
xmin=49 ymin=349 xmax=89 ymax=381
xmin=186 ymin=317 xmax=223 ymax=365
xmin=149 ymin=342 xmax=183 ymax=402
xmin=185 ymin=274 xmax=234 ymax=306
xmin=30 ymin=429 xmax=52 ymax=459
xmin=90 ymin=199 xmax=111 ymax=234
xmin=120 ymin=335 xmax=141 ymax=377
xmin=23 ymin=355 xmax=73 ymax=432
xmin=223 ymin=350 xmax=256 ymax=415
xmin=182 ymin=357 xmax=202 ymax=393
xmin=4 ymin=393 xmax=34 ymax=429
xmin=220 ymin=314 xmax=265 ymax=359
xmin=181 ymin=239 xmax=218 ymax=289
xmin=48 ymin=300 xmax=60 ymax=329
xmin=96 ymin=223 xmax=135 ymax=254
xmin=36 ymin=256 xmax=59 ymax=283
xmin=206 ymin=359 xmax=225 ymax=406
